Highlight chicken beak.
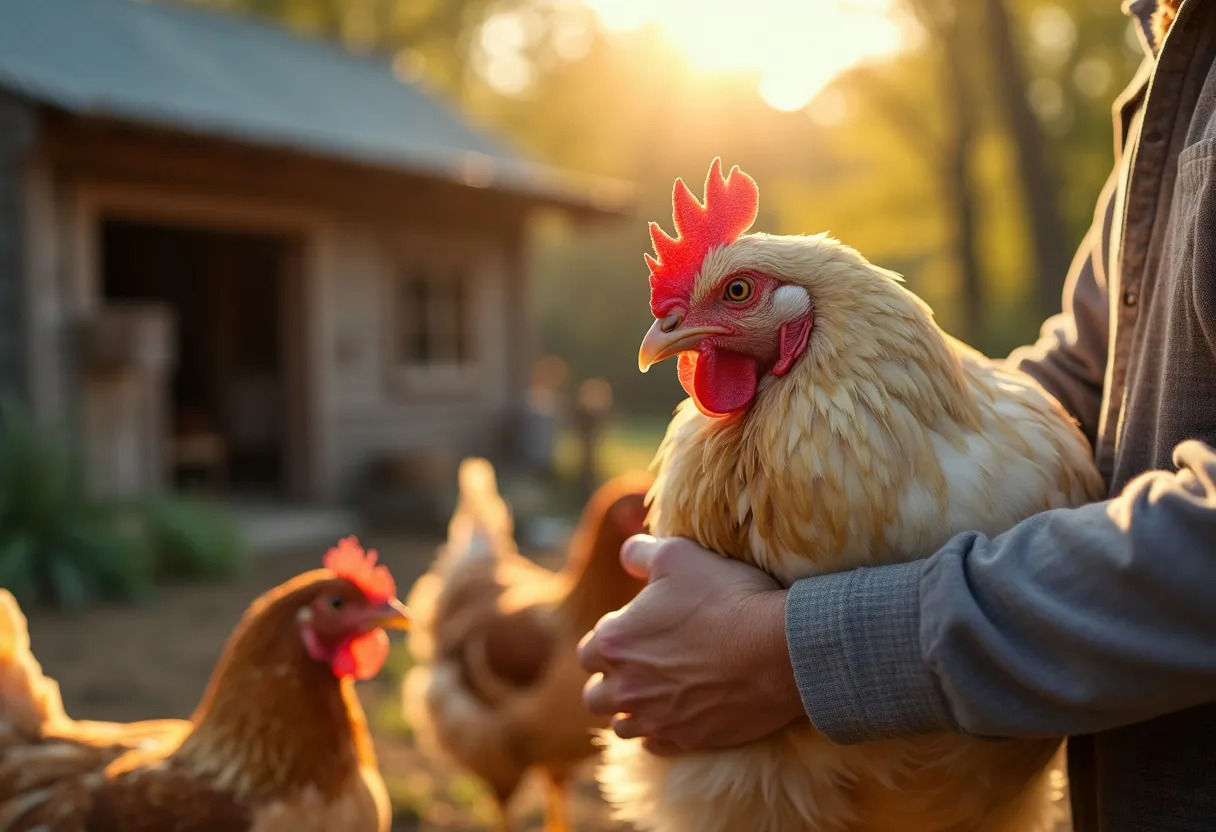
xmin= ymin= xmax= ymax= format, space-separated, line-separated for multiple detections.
xmin=638 ymin=318 xmax=729 ymax=372
xmin=370 ymin=597 xmax=412 ymax=631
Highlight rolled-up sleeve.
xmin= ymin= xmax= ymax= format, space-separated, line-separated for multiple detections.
xmin=787 ymin=440 xmax=1216 ymax=745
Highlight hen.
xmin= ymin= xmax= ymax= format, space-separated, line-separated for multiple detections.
xmin=404 ymin=459 xmax=650 ymax=832
xmin=0 ymin=538 xmax=409 ymax=831
xmin=597 ymin=160 xmax=1105 ymax=832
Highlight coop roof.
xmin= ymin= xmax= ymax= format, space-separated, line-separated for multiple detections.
xmin=0 ymin=0 xmax=626 ymax=214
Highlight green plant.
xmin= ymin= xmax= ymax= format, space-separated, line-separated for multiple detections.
xmin=138 ymin=494 xmax=248 ymax=581
xmin=0 ymin=398 xmax=153 ymax=608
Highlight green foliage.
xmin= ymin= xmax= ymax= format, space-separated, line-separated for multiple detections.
xmin=0 ymin=400 xmax=248 ymax=609
xmin=0 ymin=399 xmax=152 ymax=608
xmin=555 ymin=418 xmax=665 ymax=482
xmin=139 ymin=495 xmax=248 ymax=581
xmin=1013 ymin=0 xmax=1143 ymax=237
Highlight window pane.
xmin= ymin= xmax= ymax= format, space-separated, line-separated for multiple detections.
xmin=396 ymin=260 xmax=475 ymax=369
xmin=453 ymin=268 xmax=470 ymax=364
xmin=401 ymin=267 xmax=430 ymax=363
xmin=433 ymin=282 xmax=452 ymax=363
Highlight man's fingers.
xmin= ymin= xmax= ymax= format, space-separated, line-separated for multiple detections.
xmin=612 ymin=714 xmax=646 ymax=740
xmin=577 ymin=622 xmax=614 ymax=674
xmin=620 ymin=534 xmax=660 ymax=579
xmin=643 ymin=738 xmax=685 ymax=757
xmin=583 ymin=673 xmax=618 ymax=716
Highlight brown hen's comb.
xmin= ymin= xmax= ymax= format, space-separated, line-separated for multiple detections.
xmin=646 ymin=158 xmax=759 ymax=317
xmin=324 ymin=537 xmax=395 ymax=604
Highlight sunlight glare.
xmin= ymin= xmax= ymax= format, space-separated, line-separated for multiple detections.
xmin=477 ymin=11 xmax=538 ymax=95
xmin=580 ymin=0 xmax=907 ymax=111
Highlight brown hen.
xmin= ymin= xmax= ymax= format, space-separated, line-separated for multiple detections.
xmin=0 ymin=539 xmax=409 ymax=831
xmin=404 ymin=459 xmax=650 ymax=832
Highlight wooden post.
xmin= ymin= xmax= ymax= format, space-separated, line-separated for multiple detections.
xmin=575 ymin=378 xmax=612 ymax=503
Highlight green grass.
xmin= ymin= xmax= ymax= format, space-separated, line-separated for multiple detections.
xmin=139 ymin=495 xmax=248 ymax=581
xmin=382 ymin=639 xmax=416 ymax=681
xmin=371 ymin=641 xmax=416 ymax=739
xmin=554 ymin=416 xmax=668 ymax=482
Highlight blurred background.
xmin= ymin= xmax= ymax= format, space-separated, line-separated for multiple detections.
xmin=141 ymin=0 xmax=1138 ymax=505
xmin=0 ymin=0 xmax=1142 ymax=523
xmin=0 ymin=0 xmax=1134 ymax=827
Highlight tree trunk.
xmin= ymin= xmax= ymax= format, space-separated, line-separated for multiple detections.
xmin=859 ymin=0 xmax=988 ymax=345
xmin=983 ymin=0 xmax=1071 ymax=318
xmin=940 ymin=10 xmax=985 ymax=345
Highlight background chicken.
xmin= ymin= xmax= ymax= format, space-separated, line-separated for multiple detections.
xmin=597 ymin=160 xmax=1105 ymax=832
xmin=404 ymin=459 xmax=651 ymax=832
xmin=0 ymin=538 xmax=410 ymax=831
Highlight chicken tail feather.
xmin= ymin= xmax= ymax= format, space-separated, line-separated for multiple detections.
xmin=0 ymin=590 xmax=67 ymax=742
xmin=447 ymin=458 xmax=513 ymax=563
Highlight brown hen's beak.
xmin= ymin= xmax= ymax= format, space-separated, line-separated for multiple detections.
xmin=638 ymin=317 xmax=730 ymax=372
xmin=370 ymin=597 xmax=412 ymax=631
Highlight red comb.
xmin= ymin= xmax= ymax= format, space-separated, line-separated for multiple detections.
xmin=646 ymin=158 xmax=759 ymax=317
xmin=323 ymin=537 xmax=395 ymax=604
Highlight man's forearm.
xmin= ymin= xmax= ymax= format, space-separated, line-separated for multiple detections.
xmin=788 ymin=440 xmax=1216 ymax=744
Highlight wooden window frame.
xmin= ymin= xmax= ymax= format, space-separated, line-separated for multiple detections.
xmin=384 ymin=236 xmax=498 ymax=399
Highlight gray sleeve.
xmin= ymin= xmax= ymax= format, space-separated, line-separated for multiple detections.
xmin=1007 ymin=171 xmax=1116 ymax=446
xmin=787 ymin=440 xmax=1216 ymax=744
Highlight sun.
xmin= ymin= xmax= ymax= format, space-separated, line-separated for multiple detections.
xmin=581 ymin=0 xmax=909 ymax=111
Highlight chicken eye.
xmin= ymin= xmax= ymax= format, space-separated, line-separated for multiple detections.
xmin=723 ymin=277 xmax=754 ymax=303
xmin=328 ymin=596 xmax=344 ymax=610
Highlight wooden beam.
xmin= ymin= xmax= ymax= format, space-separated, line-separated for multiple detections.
xmin=40 ymin=113 xmax=625 ymax=226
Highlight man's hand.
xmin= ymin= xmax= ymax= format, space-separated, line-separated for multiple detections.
xmin=578 ymin=536 xmax=805 ymax=754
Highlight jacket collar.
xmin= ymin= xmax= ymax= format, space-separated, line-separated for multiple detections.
xmin=1123 ymin=0 xmax=1160 ymax=56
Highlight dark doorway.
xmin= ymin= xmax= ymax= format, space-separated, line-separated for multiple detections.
xmin=101 ymin=220 xmax=291 ymax=495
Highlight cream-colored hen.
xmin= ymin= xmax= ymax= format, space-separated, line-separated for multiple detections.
xmin=598 ymin=168 xmax=1104 ymax=832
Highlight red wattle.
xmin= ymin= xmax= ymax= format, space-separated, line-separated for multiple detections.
xmin=690 ymin=345 xmax=757 ymax=417
xmin=678 ymin=353 xmax=698 ymax=399
xmin=331 ymin=628 xmax=390 ymax=680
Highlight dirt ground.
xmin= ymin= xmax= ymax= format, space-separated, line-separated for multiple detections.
xmin=22 ymin=535 xmax=1069 ymax=831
